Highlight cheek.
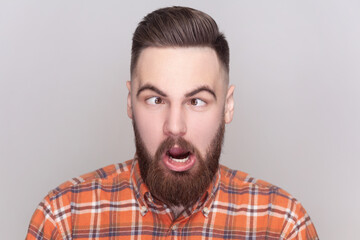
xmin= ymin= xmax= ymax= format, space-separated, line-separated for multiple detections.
xmin=133 ymin=107 xmax=164 ymax=156
xmin=187 ymin=110 xmax=223 ymax=154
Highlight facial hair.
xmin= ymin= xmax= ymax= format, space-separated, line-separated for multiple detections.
xmin=133 ymin=119 xmax=225 ymax=208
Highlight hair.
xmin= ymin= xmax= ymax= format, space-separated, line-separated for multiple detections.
xmin=131 ymin=6 xmax=229 ymax=79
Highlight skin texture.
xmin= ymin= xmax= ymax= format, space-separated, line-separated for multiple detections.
xmin=126 ymin=47 xmax=235 ymax=214
xmin=127 ymin=47 xmax=234 ymax=158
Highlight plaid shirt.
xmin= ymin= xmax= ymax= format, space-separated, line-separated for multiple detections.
xmin=27 ymin=159 xmax=318 ymax=239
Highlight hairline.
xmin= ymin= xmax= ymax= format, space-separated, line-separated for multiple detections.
xmin=130 ymin=46 xmax=229 ymax=85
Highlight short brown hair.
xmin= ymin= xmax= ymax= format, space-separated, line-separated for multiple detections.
xmin=131 ymin=6 xmax=229 ymax=78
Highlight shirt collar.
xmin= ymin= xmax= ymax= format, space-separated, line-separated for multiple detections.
xmin=130 ymin=158 xmax=221 ymax=217
xmin=194 ymin=167 xmax=221 ymax=217
xmin=130 ymin=158 xmax=150 ymax=216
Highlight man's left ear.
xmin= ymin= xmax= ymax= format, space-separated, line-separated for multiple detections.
xmin=224 ymin=85 xmax=235 ymax=124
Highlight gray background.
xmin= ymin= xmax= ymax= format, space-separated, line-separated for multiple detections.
xmin=1 ymin=0 xmax=359 ymax=239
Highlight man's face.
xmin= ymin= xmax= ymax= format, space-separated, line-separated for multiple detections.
xmin=127 ymin=47 xmax=234 ymax=206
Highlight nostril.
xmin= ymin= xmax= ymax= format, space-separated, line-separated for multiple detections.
xmin=163 ymin=123 xmax=187 ymax=137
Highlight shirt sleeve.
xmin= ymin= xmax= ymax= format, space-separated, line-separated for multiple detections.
xmin=281 ymin=200 xmax=319 ymax=240
xmin=26 ymin=195 xmax=61 ymax=240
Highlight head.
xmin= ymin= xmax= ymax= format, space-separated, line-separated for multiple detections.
xmin=127 ymin=6 xmax=235 ymax=207
xmin=131 ymin=6 xmax=229 ymax=79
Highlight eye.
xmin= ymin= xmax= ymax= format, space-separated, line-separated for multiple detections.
xmin=146 ymin=96 xmax=164 ymax=105
xmin=189 ymin=98 xmax=206 ymax=106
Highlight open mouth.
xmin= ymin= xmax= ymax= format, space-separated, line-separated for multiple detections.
xmin=162 ymin=147 xmax=196 ymax=172
xmin=167 ymin=148 xmax=190 ymax=162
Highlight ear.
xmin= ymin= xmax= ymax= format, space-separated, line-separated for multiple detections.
xmin=224 ymin=85 xmax=235 ymax=124
xmin=126 ymin=81 xmax=133 ymax=119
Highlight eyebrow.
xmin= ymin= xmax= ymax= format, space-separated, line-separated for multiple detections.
xmin=136 ymin=83 xmax=217 ymax=100
xmin=185 ymin=85 xmax=217 ymax=100
xmin=136 ymin=84 xmax=167 ymax=97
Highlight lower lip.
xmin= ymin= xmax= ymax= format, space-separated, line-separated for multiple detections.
xmin=162 ymin=154 xmax=196 ymax=172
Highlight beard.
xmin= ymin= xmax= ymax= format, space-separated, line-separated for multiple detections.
xmin=133 ymin=119 xmax=225 ymax=208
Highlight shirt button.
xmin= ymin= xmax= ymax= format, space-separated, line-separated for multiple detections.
xmin=203 ymin=207 xmax=210 ymax=214
xmin=140 ymin=206 xmax=147 ymax=214
xmin=172 ymin=224 xmax=178 ymax=231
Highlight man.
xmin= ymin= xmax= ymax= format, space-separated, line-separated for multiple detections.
xmin=27 ymin=6 xmax=318 ymax=239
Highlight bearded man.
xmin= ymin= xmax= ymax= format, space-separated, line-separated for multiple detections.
xmin=27 ymin=6 xmax=318 ymax=240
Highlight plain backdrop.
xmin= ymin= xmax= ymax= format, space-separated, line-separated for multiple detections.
xmin=1 ymin=0 xmax=359 ymax=239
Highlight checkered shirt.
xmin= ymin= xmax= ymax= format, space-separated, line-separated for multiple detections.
xmin=26 ymin=159 xmax=318 ymax=239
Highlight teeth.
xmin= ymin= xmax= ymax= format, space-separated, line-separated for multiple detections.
xmin=170 ymin=156 xmax=189 ymax=163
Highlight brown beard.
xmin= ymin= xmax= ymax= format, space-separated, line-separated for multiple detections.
xmin=133 ymin=119 xmax=225 ymax=208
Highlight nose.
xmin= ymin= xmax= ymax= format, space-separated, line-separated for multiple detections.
xmin=163 ymin=105 xmax=186 ymax=137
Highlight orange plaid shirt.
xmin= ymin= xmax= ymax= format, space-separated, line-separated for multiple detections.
xmin=27 ymin=159 xmax=318 ymax=239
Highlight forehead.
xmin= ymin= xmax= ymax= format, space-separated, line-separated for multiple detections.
xmin=132 ymin=47 xmax=226 ymax=92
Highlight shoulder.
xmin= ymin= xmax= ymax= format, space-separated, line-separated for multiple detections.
xmin=218 ymin=164 xmax=304 ymax=222
xmin=219 ymin=164 xmax=294 ymax=201
xmin=47 ymin=159 xmax=134 ymax=200
xmin=218 ymin=165 xmax=319 ymax=239
xmin=27 ymin=160 xmax=135 ymax=239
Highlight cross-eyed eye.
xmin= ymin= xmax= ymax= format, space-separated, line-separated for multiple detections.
xmin=189 ymin=98 xmax=206 ymax=107
xmin=146 ymin=96 xmax=164 ymax=105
